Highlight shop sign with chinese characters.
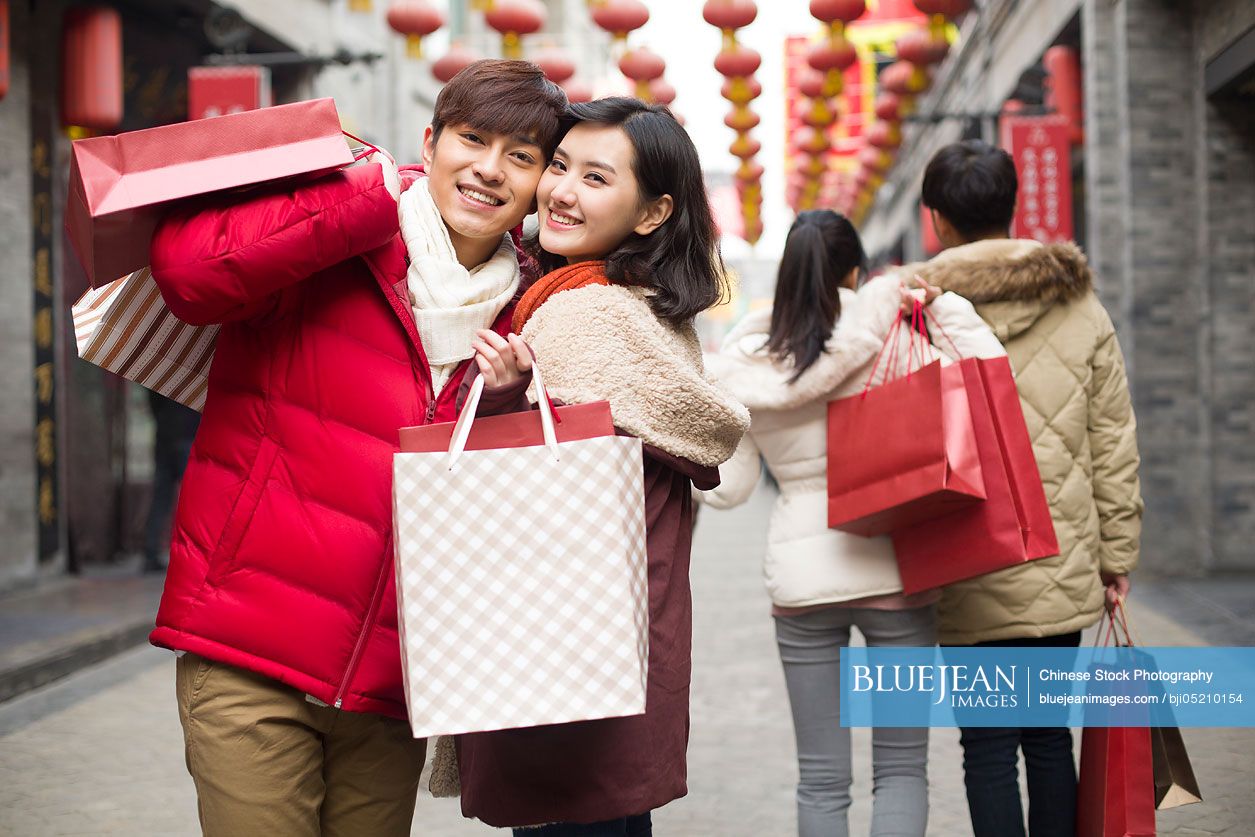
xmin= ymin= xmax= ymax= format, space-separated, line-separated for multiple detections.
xmin=1000 ymin=115 xmax=1074 ymax=244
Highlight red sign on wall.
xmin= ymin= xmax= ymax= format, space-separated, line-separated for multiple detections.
xmin=1000 ymin=115 xmax=1074 ymax=243
xmin=188 ymin=66 xmax=272 ymax=121
xmin=0 ymin=0 xmax=10 ymax=103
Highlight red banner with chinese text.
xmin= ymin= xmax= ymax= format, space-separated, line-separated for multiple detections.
xmin=188 ymin=66 xmax=272 ymax=121
xmin=1000 ymin=115 xmax=1074 ymax=243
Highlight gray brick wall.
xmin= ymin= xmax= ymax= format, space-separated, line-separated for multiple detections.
xmin=0 ymin=1 xmax=37 ymax=589
xmin=1204 ymin=98 xmax=1255 ymax=570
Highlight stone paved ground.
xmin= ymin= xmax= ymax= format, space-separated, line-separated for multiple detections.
xmin=1 ymin=482 xmax=1252 ymax=835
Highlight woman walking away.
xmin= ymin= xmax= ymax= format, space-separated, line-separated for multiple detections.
xmin=459 ymin=97 xmax=750 ymax=835
xmin=699 ymin=210 xmax=1004 ymax=837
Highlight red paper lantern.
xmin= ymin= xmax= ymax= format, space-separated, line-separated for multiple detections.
xmin=485 ymin=0 xmax=546 ymax=60
xmin=798 ymin=154 xmax=827 ymax=179
xmin=61 ymin=6 xmax=123 ymax=130
xmin=798 ymin=69 xmax=826 ymax=100
xmin=913 ymin=0 xmax=971 ymax=17
xmin=721 ymin=75 xmax=762 ymax=105
xmin=860 ymin=145 xmax=892 ymax=173
xmin=703 ymin=0 xmax=758 ymax=33
xmin=730 ymin=135 xmax=761 ymax=159
xmin=1044 ymin=45 xmax=1084 ymax=144
xmin=619 ymin=46 xmax=666 ymax=82
xmin=866 ymin=121 xmax=902 ymax=150
xmin=806 ymin=38 xmax=857 ymax=74
xmin=387 ymin=1 xmax=445 ymax=59
xmin=620 ymin=46 xmax=666 ymax=100
xmin=649 ymin=78 xmax=677 ymax=106
xmin=895 ymin=29 xmax=949 ymax=66
xmin=714 ymin=44 xmax=761 ymax=78
xmin=809 ymin=0 xmax=866 ymax=24
xmin=880 ymin=60 xmax=930 ymax=95
xmin=591 ymin=0 xmax=649 ymax=42
xmin=432 ymin=43 xmax=478 ymax=83
xmin=874 ymin=93 xmax=902 ymax=121
xmin=562 ymin=79 xmax=593 ymax=104
xmin=724 ymin=107 xmax=760 ymax=131
xmin=534 ymin=47 xmax=576 ymax=84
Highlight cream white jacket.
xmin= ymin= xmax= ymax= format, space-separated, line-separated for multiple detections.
xmin=700 ymin=275 xmax=1005 ymax=608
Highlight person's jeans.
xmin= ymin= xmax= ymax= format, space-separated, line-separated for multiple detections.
xmin=512 ymin=812 xmax=652 ymax=836
xmin=956 ymin=631 xmax=1082 ymax=837
xmin=775 ymin=605 xmax=937 ymax=837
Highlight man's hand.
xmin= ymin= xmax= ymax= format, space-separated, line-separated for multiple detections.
xmin=364 ymin=149 xmax=400 ymax=203
xmin=1100 ymin=572 xmax=1131 ymax=613
xmin=471 ymin=329 xmax=532 ymax=388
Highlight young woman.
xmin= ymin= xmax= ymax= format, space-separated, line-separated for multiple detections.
xmin=699 ymin=210 xmax=1004 ymax=837
xmin=460 ymin=98 xmax=750 ymax=835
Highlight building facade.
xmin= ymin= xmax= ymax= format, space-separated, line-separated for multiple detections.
xmin=858 ymin=0 xmax=1255 ymax=575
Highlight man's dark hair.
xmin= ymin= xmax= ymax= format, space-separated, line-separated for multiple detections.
xmin=431 ymin=59 xmax=568 ymax=156
xmin=534 ymin=97 xmax=727 ymax=325
xmin=766 ymin=210 xmax=867 ymax=382
xmin=921 ymin=140 xmax=1018 ymax=240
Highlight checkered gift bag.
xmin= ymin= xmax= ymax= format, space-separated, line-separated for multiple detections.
xmin=392 ymin=365 xmax=649 ymax=738
xmin=72 ymin=267 xmax=217 ymax=410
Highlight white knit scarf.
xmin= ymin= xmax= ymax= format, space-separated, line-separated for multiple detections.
xmin=399 ymin=178 xmax=521 ymax=395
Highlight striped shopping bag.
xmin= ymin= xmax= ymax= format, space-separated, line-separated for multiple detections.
xmin=72 ymin=268 xmax=217 ymax=411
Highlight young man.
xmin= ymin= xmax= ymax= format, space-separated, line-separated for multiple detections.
xmin=906 ymin=140 xmax=1144 ymax=837
xmin=146 ymin=61 xmax=566 ymax=836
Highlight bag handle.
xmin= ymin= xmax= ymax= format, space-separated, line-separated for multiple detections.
xmin=860 ymin=298 xmax=933 ymax=397
xmin=446 ymin=362 xmax=560 ymax=470
xmin=343 ymin=129 xmax=383 ymax=163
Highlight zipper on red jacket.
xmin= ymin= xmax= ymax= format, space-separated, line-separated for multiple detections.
xmin=333 ymin=539 xmax=392 ymax=709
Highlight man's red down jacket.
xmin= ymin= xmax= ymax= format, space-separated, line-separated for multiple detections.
xmin=147 ymin=163 xmax=515 ymax=718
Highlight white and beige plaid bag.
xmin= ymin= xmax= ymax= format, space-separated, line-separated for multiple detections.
xmin=72 ymin=267 xmax=217 ymax=410
xmin=392 ymin=365 xmax=649 ymax=739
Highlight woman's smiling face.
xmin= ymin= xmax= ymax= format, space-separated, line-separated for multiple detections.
xmin=537 ymin=123 xmax=671 ymax=263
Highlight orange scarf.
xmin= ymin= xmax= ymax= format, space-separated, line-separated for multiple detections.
xmin=511 ymin=260 xmax=610 ymax=334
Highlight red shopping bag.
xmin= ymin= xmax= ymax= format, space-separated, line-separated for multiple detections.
xmin=826 ymin=309 xmax=985 ymax=536
xmin=1076 ymin=605 xmax=1157 ymax=837
xmin=890 ymin=355 xmax=1059 ymax=593
xmin=66 ymin=97 xmax=353 ymax=286
xmin=1077 ymin=725 xmax=1156 ymax=837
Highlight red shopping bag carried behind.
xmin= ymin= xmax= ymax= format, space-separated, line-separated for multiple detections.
xmin=1076 ymin=604 xmax=1157 ymax=837
xmin=827 ymin=307 xmax=985 ymax=536
xmin=66 ymin=97 xmax=354 ymax=286
xmin=891 ymin=353 xmax=1059 ymax=594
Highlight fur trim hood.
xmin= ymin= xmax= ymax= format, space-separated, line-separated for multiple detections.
xmin=520 ymin=284 xmax=749 ymax=468
xmin=704 ymin=286 xmax=884 ymax=412
xmin=901 ymin=239 xmax=1094 ymax=340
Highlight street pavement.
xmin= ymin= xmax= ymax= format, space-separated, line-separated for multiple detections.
xmin=1 ymin=481 xmax=1253 ymax=835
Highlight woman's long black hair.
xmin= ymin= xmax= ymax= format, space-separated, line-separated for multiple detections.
xmin=533 ymin=97 xmax=727 ymax=325
xmin=765 ymin=210 xmax=867 ymax=382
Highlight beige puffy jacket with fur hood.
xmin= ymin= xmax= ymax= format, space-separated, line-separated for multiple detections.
xmin=905 ymin=239 xmax=1144 ymax=644
xmin=701 ymin=275 xmax=1005 ymax=608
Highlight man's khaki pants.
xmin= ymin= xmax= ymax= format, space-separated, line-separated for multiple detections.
xmin=176 ymin=653 xmax=427 ymax=836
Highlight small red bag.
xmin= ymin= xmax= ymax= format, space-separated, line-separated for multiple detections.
xmin=890 ymin=354 xmax=1059 ymax=594
xmin=827 ymin=308 xmax=985 ymax=536
xmin=1076 ymin=605 xmax=1157 ymax=837
xmin=66 ymin=97 xmax=353 ymax=286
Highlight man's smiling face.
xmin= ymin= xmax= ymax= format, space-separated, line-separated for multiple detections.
xmin=422 ymin=123 xmax=546 ymax=265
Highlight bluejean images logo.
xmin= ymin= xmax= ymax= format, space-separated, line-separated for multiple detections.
xmin=840 ymin=647 xmax=1255 ymax=728
xmin=850 ymin=663 xmax=1018 ymax=708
